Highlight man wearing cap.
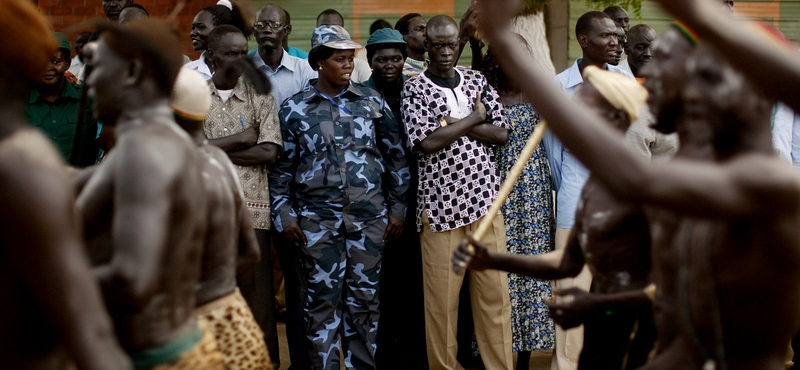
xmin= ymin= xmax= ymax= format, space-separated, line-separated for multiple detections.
xmin=269 ymin=25 xmax=409 ymax=370
xmin=202 ymin=25 xmax=283 ymax=369
xmin=25 ymin=32 xmax=98 ymax=167
xmin=401 ymin=14 xmax=513 ymax=370
xmin=172 ymin=68 xmax=273 ymax=370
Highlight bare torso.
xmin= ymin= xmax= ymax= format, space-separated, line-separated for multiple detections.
xmin=645 ymin=156 xmax=800 ymax=370
xmin=77 ymin=114 xmax=207 ymax=352
xmin=195 ymin=145 xmax=244 ymax=306
xmin=0 ymin=129 xmax=74 ymax=369
xmin=575 ymin=176 xmax=651 ymax=294
xmin=0 ymin=127 xmax=127 ymax=370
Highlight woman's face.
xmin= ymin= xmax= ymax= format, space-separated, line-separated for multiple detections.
xmin=318 ymin=49 xmax=355 ymax=87
xmin=190 ymin=11 xmax=215 ymax=51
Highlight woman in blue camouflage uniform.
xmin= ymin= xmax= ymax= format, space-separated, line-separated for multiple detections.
xmin=268 ymin=25 xmax=409 ymax=370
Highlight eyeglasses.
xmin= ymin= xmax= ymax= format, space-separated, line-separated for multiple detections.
xmin=253 ymin=20 xmax=285 ymax=30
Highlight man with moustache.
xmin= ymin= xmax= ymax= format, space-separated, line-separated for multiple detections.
xmin=249 ymin=5 xmax=316 ymax=369
xmin=401 ymin=14 xmax=513 ymax=370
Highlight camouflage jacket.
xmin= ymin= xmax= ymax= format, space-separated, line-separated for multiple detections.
xmin=269 ymin=80 xmax=410 ymax=233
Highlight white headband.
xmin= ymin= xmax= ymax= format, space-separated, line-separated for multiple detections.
xmin=216 ymin=0 xmax=233 ymax=10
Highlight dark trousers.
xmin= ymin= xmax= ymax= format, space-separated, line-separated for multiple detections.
xmin=273 ymin=229 xmax=311 ymax=370
xmin=375 ymin=225 xmax=428 ymax=370
xmin=237 ymin=229 xmax=279 ymax=368
xmin=578 ymin=305 xmax=657 ymax=370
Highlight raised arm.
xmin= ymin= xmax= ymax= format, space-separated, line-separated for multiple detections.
xmin=653 ymin=0 xmax=800 ymax=113
xmin=478 ymin=0 xmax=800 ymax=218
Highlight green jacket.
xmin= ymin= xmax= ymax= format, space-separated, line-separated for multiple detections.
xmin=25 ymin=81 xmax=98 ymax=167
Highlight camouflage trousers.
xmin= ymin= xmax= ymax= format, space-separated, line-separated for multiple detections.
xmin=298 ymin=216 xmax=387 ymax=370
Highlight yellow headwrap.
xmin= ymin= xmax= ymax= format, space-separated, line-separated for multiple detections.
xmin=1 ymin=0 xmax=57 ymax=82
xmin=582 ymin=65 xmax=648 ymax=123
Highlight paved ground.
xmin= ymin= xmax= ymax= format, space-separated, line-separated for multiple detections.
xmin=275 ymin=322 xmax=553 ymax=370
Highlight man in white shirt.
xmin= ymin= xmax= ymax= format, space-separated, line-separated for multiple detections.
xmin=67 ymin=32 xmax=90 ymax=77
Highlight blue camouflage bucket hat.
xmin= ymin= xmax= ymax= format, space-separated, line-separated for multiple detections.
xmin=311 ymin=25 xmax=362 ymax=50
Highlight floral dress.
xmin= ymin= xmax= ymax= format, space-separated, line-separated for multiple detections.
xmin=498 ymin=103 xmax=556 ymax=352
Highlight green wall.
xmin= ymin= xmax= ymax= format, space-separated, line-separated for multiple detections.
xmin=567 ymin=0 xmax=800 ymax=67
xmin=252 ymin=0 xmax=477 ymax=65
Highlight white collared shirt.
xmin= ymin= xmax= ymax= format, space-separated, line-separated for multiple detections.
xmin=183 ymin=52 xmax=213 ymax=81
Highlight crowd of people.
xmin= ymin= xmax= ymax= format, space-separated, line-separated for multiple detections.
xmin=4 ymin=0 xmax=800 ymax=369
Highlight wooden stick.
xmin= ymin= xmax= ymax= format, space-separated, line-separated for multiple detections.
xmin=470 ymin=121 xmax=548 ymax=247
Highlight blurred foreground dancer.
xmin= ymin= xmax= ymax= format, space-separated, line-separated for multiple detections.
xmin=172 ymin=68 xmax=273 ymax=370
xmin=0 ymin=1 xmax=130 ymax=369
xmin=77 ymin=20 xmax=225 ymax=370
xmin=473 ymin=1 xmax=800 ymax=369
xmin=455 ymin=67 xmax=656 ymax=370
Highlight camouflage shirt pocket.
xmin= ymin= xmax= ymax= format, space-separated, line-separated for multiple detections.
xmin=350 ymin=100 xmax=384 ymax=150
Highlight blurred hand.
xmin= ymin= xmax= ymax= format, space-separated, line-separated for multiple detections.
xmin=382 ymin=215 xmax=404 ymax=242
xmin=459 ymin=1 xmax=482 ymax=45
xmin=451 ymin=232 xmax=493 ymax=274
xmin=240 ymin=126 xmax=259 ymax=147
xmin=282 ymin=222 xmax=307 ymax=247
xmin=472 ymin=92 xmax=487 ymax=122
xmin=476 ymin=0 xmax=522 ymax=36
xmin=546 ymin=287 xmax=599 ymax=329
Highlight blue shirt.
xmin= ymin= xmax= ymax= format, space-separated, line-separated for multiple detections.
xmin=249 ymin=49 xmax=318 ymax=108
xmin=544 ymin=58 xmax=635 ymax=229
xmin=287 ymin=46 xmax=308 ymax=59
xmin=270 ymin=81 xmax=409 ymax=233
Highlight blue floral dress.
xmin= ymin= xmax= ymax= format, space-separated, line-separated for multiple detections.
xmin=498 ymin=103 xmax=556 ymax=352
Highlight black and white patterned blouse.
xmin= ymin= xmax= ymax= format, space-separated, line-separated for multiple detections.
xmin=401 ymin=68 xmax=509 ymax=232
